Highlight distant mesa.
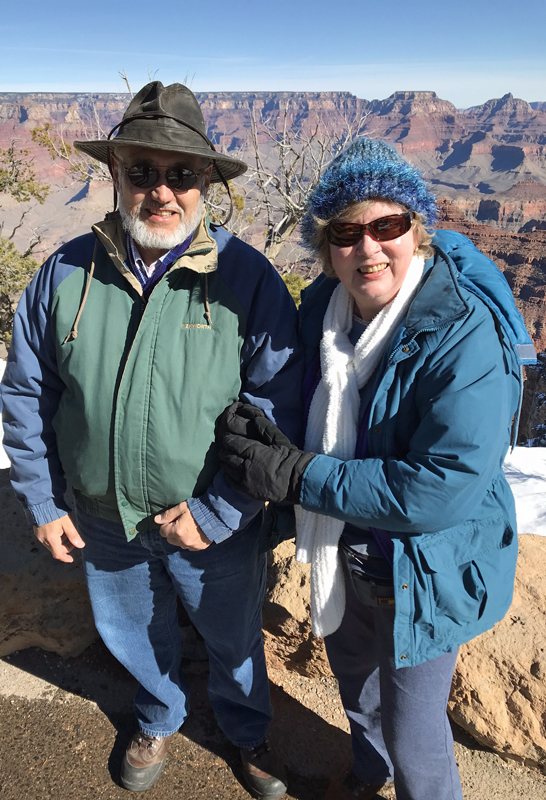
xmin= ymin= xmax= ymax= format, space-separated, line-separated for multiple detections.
xmin=367 ymin=90 xmax=458 ymax=117
xmin=472 ymin=92 xmax=536 ymax=121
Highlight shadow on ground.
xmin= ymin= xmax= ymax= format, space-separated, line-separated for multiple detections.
xmin=2 ymin=641 xmax=351 ymax=799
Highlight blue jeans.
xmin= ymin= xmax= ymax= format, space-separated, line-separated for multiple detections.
xmin=76 ymin=507 xmax=272 ymax=746
xmin=325 ymin=556 xmax=463 ymax=800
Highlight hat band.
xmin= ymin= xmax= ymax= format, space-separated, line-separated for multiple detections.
xmin=107 ymin=113 xmax=216 ymax=152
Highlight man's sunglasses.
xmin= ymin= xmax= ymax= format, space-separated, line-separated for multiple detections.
xmin=121 ymin=163 xmax=203 ymax=192
xmin=326 ymin=212 xmax=413 ymax=247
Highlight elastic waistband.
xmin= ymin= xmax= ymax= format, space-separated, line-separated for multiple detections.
xmin=74 ymin=491 xmax=123 ymax=524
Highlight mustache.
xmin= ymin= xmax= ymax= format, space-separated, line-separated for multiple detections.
xmin=142 ymin=203 xmax=182 ymax=214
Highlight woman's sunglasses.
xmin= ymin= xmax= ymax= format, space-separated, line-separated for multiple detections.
xmin=326 ymin=212 xmax=413 ymax=247
xmin=121 ymin=163 xmax=202 ymax=192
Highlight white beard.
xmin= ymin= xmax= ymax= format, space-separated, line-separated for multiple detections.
xmin=118 ymin=188 xmax=205 ymax=252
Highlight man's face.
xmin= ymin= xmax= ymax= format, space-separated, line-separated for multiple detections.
xmin=111 ymin=145 xmax=212 ymax=261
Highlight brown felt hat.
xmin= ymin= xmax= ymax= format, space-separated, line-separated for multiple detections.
xmin=74 ymin=81 xmax=248 ymax=183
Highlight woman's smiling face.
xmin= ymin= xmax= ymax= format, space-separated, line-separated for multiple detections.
xmin=329 ymin=200 xmax=418 ymax=320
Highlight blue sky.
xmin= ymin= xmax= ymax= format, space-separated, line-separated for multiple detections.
xmin=1 ymin=0 xmax=545 ymax=108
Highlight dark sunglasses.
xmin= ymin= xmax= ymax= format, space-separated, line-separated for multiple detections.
xmin=121 ymin=163 xmax=202 ymax=191
xmin=326 ymin=212 xmax=413 ymax=247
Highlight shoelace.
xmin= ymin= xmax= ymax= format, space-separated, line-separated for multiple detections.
xmin=247 ymin=741 xmax=271 ymax=759
xmin=135 ymin=733 xmax=159 ymax=748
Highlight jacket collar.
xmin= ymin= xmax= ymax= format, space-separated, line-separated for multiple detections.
xmin=92 ymin=211 xmax=218 ymax=294
xmin=404 ymin=247 xmax=470 ymax=335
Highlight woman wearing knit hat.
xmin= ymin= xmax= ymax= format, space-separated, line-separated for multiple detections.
xmin=217 ymin=138 xmax=535 ymax=800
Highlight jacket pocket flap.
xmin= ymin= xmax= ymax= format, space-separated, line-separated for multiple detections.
xmin=417 ymin=514 xmax=514 ymax=573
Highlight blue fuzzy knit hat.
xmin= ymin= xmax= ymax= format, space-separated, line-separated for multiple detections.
xmin=300 ymin=137 xmax=437 ymax=248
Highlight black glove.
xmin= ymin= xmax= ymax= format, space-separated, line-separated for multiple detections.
xmin=215 ymin=402 xmax=315 ymax=504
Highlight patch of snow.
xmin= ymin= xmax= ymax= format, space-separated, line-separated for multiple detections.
xmin=503 ymin=447 xmax=546 ymax=535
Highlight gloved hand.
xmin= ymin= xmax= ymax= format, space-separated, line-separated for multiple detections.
xmin=215 ymin=402 xmax=315 ymax=503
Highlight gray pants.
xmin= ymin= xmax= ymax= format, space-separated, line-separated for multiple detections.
xmin=324 ymin=561 xmax=463 ymax=800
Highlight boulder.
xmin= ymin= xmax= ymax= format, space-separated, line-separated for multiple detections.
xmin=263 ymin=536 xmax=546 ymax=772
xmin=448 ymin=534 xmax=546 ymax=771
xmin=262 ymin=539 xmax=330 ymax=678
xmin=0 ymin=469 xmax=98 ymax=658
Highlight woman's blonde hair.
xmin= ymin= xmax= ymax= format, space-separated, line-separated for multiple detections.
xmin=309 ymin=199 xmax=434 ymax=278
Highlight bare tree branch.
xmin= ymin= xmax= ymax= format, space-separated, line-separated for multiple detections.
xmin=6 ymin=206 xmax=33 ymax=240
xmin=242 ymin=100 xmax=372 ymax=263
xmin=118 ymin=69 xmax=133 ymax=98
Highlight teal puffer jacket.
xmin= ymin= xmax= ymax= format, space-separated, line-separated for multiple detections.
xmin=298 ymin=230 xmax=533 ymax=668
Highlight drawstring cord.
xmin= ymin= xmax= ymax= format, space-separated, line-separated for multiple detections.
xmin=510 ymin=366 xmax=525 ymax=453
xmin=63 ymin=240 xmax=98 ymax=343
xmin=63 ymin=234 xmax=213 ymax=341
xmin=203 ymin=274 xmax=212 ymax=326
xmin=214 ymin=163 xmax=233 ymax=227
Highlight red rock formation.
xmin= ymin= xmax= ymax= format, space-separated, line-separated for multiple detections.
xmin=437 ymin=199 xmax=546 ymax=358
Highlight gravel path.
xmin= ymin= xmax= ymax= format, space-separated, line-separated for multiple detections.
xmin=1 ymin=642 xmax=544 ymax=800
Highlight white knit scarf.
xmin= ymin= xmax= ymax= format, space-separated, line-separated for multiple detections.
xmin=295 ymin=255 xmax=425 ymax=638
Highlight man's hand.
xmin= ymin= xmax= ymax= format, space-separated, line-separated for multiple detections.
xmin=34 ymin=514 xmax=85 ymax=563
xmin=155 ymin=502 xmax=211 ymax=551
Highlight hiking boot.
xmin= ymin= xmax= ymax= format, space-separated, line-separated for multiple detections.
xmin=240 ymin=739 xmax=288 ymax=799
xmin=325 ymin=769 xmax=386 ymax=800
xmin=120 ymin=730 xmax=174 ymax=792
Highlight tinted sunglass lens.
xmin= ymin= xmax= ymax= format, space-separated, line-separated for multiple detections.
xmin=370 ymin=214 xmax=410 ymax=241
xmin=127 ymin=165 xmax=157 ymax=188
xmin=328 ymin=224 xmax=362 ymax=246
xmin=165 ymin=168 xmax=197 ymax=191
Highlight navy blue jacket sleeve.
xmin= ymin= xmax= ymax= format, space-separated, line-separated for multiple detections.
xmin=0 ymin=254 xmax=74 ymax=525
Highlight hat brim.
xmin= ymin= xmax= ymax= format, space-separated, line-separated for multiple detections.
xmin=74 ymin=139 xmax=248 ymax=183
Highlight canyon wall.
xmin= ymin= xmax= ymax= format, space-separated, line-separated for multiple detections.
xmin=2 ymin=89 xmax=546 ymax=231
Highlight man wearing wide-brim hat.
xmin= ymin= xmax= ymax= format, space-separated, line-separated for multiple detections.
xmin=1 ymin=81 xmax=300 ymax=800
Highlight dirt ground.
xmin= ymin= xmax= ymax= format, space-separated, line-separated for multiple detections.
xmin=0 ymin=641 xmax=545 ymax=800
